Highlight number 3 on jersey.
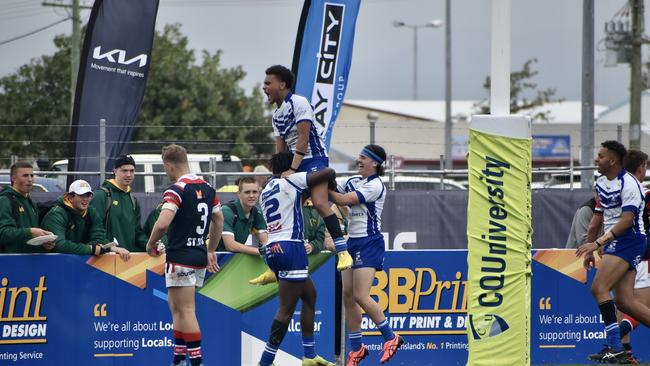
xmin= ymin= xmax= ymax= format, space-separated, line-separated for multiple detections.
xmin=196 ymin=202 xmax=209 ymax=235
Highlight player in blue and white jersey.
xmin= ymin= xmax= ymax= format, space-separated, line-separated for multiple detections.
xmin=329 ymin=145 xmax=403 ymax=366
xmin=262 ymin=65 xmax=352 ymax=272
xmin=145 ymin=145 xmax=224 ymax=366
xmin=583 ymin=149 xmax=650 ymax=363
xmin=257 ymin=152 xmax=336 ymax=366
xmin=577 ymin=141 xmax=650 ymax=364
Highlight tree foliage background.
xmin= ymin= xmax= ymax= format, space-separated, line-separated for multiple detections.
xmin=0 ymin=24 xmax=272 ymax=167
xmin=474 ymin=58 xmax=564 ymax=122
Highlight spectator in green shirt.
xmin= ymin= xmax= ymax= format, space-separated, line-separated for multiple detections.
xmin=219 ymin=177 xmax=268 ymax=255
xmin=90 ymin=155 xmax=148 ymax=252
xmin=0 ymin=161 xmax=54 ymax=253
xmin=41 ymin=179 xmax=130 ymax=260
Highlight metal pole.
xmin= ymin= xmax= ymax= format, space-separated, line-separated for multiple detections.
xmin=629 ymin=0 xmax=643 ymax=149
xmin=439 ymin=154 xmax=445 ymax=190
xmin=209 ymin=157 xmax=217 ymax=187
xmin=617 ymin=124 xmax=623 ymax=143
xmin=99 ymin=119 xmax=106 ymax=183
xmin=490 ymin=0 xmax=511 ymax=115
xmin=569 ymin=151 xmax=575 ymax=191
xmin=444 ymin=0 xmax=453 ymax=170
xmin=389 ymin=155 xmax=396 ymax=190
xmin=70 ymin=0 xmax=80 ymax=125
xmin=580 ymin=0 xmax=595 ymax=189
xmin=367 ymin=112 xmax=378 ymax=145
xmin=413 ymin=26 xmax=418 ymax=100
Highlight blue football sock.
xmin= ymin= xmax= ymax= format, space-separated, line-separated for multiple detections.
xmin=376 ymin=319 xmax=395 ymax=341
xmin=302 ymin=336 xmax=316 ymax=359
xmin=259 ymin=343 xmax=278 ymax=366
xmin=349 ymin=331 xmax=362 ymax=352
xmin=334 ymin=237 xmax=348 ymax=253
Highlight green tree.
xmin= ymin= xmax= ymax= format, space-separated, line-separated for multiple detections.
xmin=0 ymin=34 xmax=71 ymax=165
xmin=135 ymin=24 xmax=272 ymax=158
xmin=0 ymin=23 xmax=272 ymax=167
xmin=474 ymin=58 xmax=564 ymax=122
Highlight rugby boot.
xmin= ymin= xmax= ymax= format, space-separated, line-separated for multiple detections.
xmin=346 ymin=344 xmax=369 ymax=366
xmin=588 ymin=345 xmax=627 ymax=363
xmin=302 ymin=355 xmax=335 ymax=365
xmin=336 ymin=250 xmax=353 ymax=271
xmin=249 ymin=269 xmax=277 ymax=285
xmin=379 ymin=334 xmax=404 ymax=364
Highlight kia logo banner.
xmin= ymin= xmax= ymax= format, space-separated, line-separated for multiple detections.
xmin=291 ymin=0 xmax=361 ymax=150
xmin=70 ymin=0 xmax=159 ymax=185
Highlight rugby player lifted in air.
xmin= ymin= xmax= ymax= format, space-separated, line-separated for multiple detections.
xmin=146 ymin=145 xmax=224 ymax=366
xmin=261 ymin=65 xmax=352 ymax=274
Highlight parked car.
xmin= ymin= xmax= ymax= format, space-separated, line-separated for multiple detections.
xmin=0 ymin=175 xmax=63 ymax=192
xmin=50 ymin=154 xmax=243 ymax=192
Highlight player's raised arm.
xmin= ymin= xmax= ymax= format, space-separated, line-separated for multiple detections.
xmin=329 ymin=188 xmax=360 ymax=207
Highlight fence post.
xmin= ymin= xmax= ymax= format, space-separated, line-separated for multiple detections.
xmin=440 ymin=154 xmax=445 ymax=190
xmin=569 ymin=150 xmax=574 ymax=191
xmin=389 ymin=155 xmax=396 ymax=190
xmin=616 ymin=124 xmax=623 ymax=143
xmin=99 ymin=119 xmax=106 ymax=183
xmin=209 ymin=157 xmax=217 ymax=187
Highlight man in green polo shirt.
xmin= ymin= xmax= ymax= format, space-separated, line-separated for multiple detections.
xmin=0 ymin=161 xmax=55 ymax=253
xmin=218 ymin=177 xmax=268 ymax=255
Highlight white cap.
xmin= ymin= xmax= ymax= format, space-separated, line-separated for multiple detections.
xmin=68 ymin=179 xmax=92 ymax=195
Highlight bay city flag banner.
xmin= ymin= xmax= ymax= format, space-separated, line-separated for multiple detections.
xmin=69 ymin=0 xmax=159 ymax=183
xmin=291 ymin=0 xmax=361 ymax=150
xmin=466 ymin=115 xmax=533 ymax=365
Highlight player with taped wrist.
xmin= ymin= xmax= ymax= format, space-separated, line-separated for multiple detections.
xmin=263 ymin=64 xmax=352 ymax=272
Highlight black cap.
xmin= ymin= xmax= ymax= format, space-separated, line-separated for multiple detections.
xmin=114 ymin=155 xmax=135 ymax=169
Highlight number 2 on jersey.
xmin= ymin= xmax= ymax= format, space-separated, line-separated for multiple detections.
xmin=196 ymin=202 xmax=209 ymax=235
xmin=265 ymin=198 xmax=281 ymax=223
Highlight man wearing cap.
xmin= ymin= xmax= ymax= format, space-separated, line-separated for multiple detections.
xmin=0 ymin=161 xmax=55 ymax=253
xmin=41 ymin=180 xmax=130 ymax=260
xmin=90 ymin=155 xmax=148 ymax=252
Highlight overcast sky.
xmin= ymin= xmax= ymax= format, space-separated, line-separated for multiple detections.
xmin=0 ymin=0 xmax=647 ymax=108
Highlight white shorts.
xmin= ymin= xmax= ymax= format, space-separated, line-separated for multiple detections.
xmin=635 ymin=260 xmax=650 ymax=289
xmin=165 ymin=263 xmax=206 ymax=288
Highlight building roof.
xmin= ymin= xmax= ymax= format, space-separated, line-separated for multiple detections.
xmin=344 ymin=100 xmax=609 ymax=124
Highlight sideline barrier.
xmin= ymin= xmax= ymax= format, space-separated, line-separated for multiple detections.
xmin=1 ymin=250 xmax=649 ymax=365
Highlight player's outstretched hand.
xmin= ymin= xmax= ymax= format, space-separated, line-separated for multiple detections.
xmin=207 ymin=251 xmax=220 ymax=273
xmin=583 ymin=251 xmax=596 ymax=271
xmin=576 ymin=242 xmax=598 ymax=258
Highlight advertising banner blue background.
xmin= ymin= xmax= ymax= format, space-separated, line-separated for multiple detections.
xmin=532 ymin=135 xmax=571 ymax=159
xmin=1 ymin=251 xmax=648 ymax=365
xmin=292 ymin=0 xmax=361 ymax=149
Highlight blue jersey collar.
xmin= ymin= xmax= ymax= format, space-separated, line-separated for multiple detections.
xmin=283 ymin=92 xmax=293 ymax=103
